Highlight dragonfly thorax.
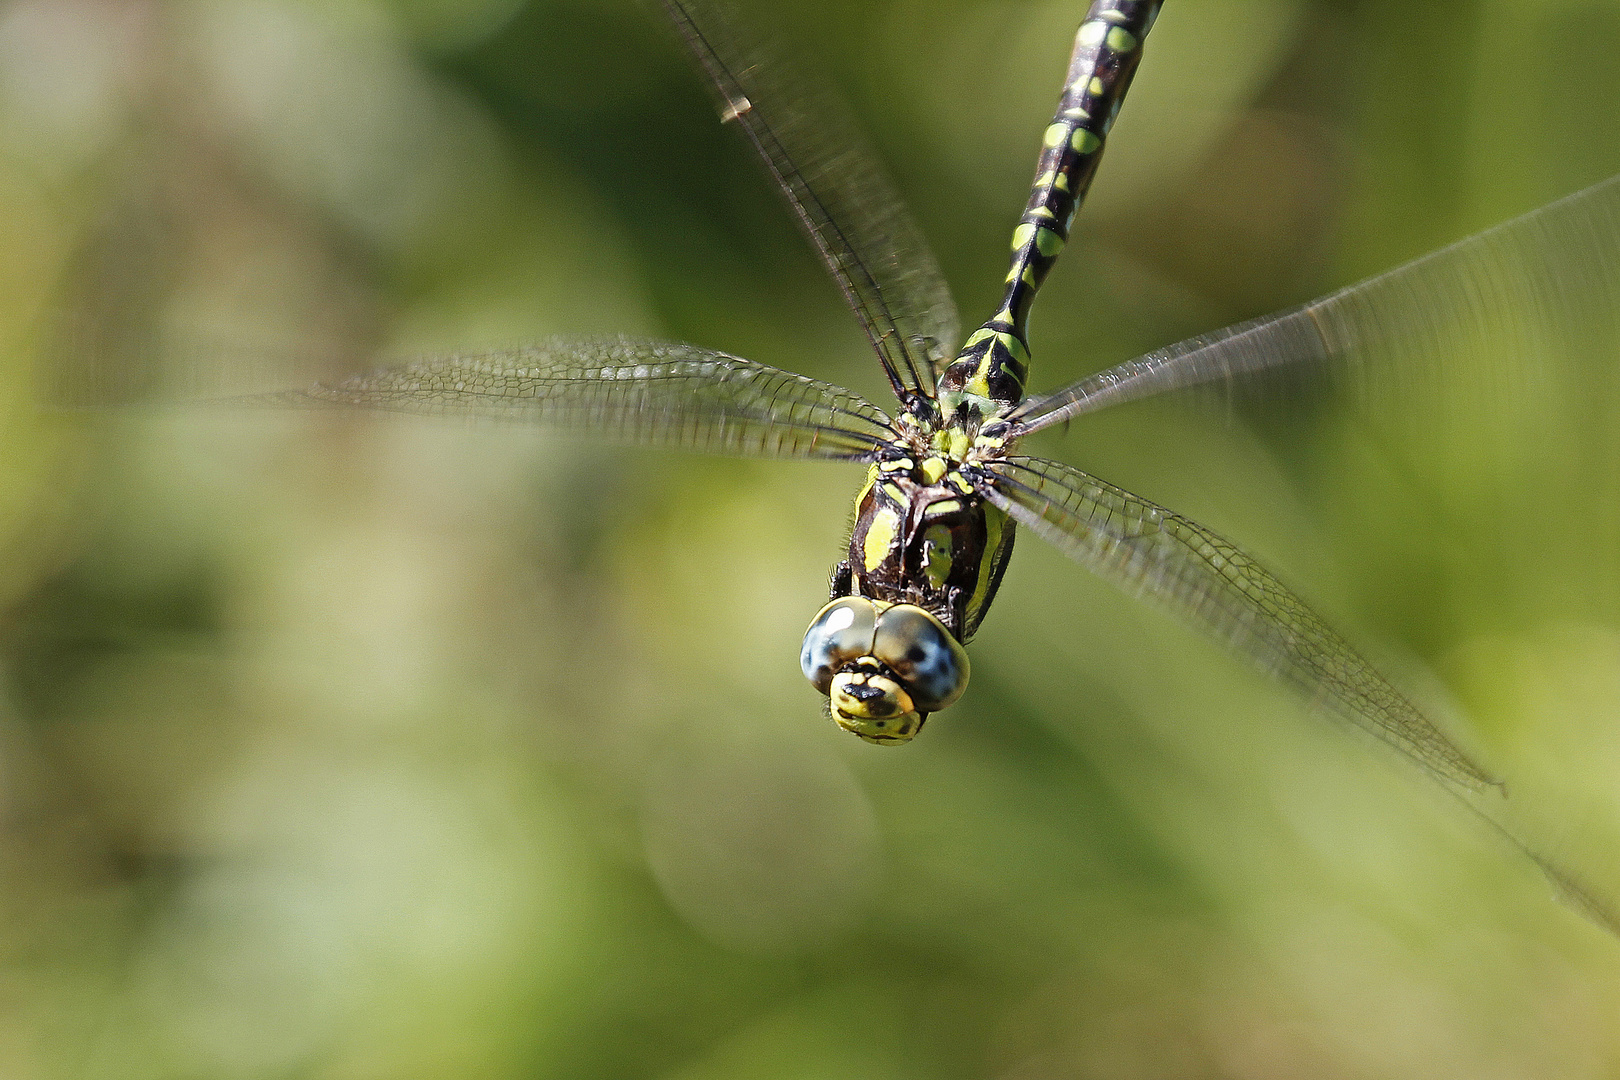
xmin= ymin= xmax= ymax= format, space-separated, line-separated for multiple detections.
xmin=840 ymin=453 xmax=1015 ymax=639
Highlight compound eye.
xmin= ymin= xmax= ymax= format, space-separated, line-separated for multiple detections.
xmin=800 ymin=597 xmax=878 ymax=694
xmin=871 ymin=604 xmax=970 ymax=712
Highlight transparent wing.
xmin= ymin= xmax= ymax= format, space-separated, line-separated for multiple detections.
xmin=972 ymin=454 xmax=1496 ymax=791
xmin=230 ymin=337 xmax=896 ymax=461
xmin=1004 ymin=173 xmax=1620 ymax=435
xmin=662 ymin=0 xmax=959 ymax=410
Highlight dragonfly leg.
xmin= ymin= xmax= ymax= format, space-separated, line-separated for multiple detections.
xmin=829 ymin=560 xmax=853 ymax=600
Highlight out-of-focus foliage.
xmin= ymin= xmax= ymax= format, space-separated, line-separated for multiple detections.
xmin=2 ymin=0 xmax=1620 ymax=1077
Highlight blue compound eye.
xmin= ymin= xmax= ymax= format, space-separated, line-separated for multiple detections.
xmin=872 ymin=604 xmax=969 ymax=712
xmin=800 ymin=598 xmax=878 ymax=695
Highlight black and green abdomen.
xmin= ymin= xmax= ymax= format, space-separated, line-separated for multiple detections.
xmin=939 ymin=0 xmax=1160 ymax=419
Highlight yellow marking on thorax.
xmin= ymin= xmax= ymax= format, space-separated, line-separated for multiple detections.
xmin=964 ymin=505 xmax=1009 ymax=628
xmin=849 ymin=465 xmax=880 ymax=531
xmin=974 ymin=430 xmax=1007 ymax=451
xmin=923 ymin=524 xmax=954 ymax=588
xmin=863 ymin=506 xmax=901 ymax=571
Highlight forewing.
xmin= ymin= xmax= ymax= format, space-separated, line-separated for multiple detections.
xmin=662 ymin=0 xmax=959 ymax=409
xmin=1006 ymin=173 xmax=1620 ymax=434
xmin=974 ymin=454 xmax=1496 ymax=791
xmin=232 ymin=338 xmax=896 ymax=461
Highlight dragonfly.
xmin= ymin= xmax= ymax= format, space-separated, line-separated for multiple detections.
xmin=207 ymin=0 xmax=1620 ymax=806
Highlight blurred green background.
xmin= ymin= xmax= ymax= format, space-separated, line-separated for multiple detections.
xmin=3 ymin=0 xmax=1620 ymax=1076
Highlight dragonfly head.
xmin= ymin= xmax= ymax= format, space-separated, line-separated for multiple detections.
xmin=800 ymin=597 xmax=970 ymax=744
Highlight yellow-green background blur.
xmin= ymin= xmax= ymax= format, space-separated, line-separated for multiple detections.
xmin=3 ymin=0 xmax=1620 ymax=1076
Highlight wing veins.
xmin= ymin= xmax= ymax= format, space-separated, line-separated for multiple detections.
xmin=1005 ymin=173 xmax=1620 ymax=436
xmin=975 ymin=455 xmax=1498 ymax=791
xmin=224 ymin=337 xmax=897 ymax=462
xmin=661 ymin=0 xmax=941 ymax=406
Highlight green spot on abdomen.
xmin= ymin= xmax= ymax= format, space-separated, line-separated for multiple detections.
xmin=1070 ymin=129 xmax=1101 ymax=154
xmin=1106 ymin=27 xmax=1137 ymax=51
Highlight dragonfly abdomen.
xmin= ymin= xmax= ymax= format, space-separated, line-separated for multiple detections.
xmin=939 ymin=0 xmax=1160 ymax=418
